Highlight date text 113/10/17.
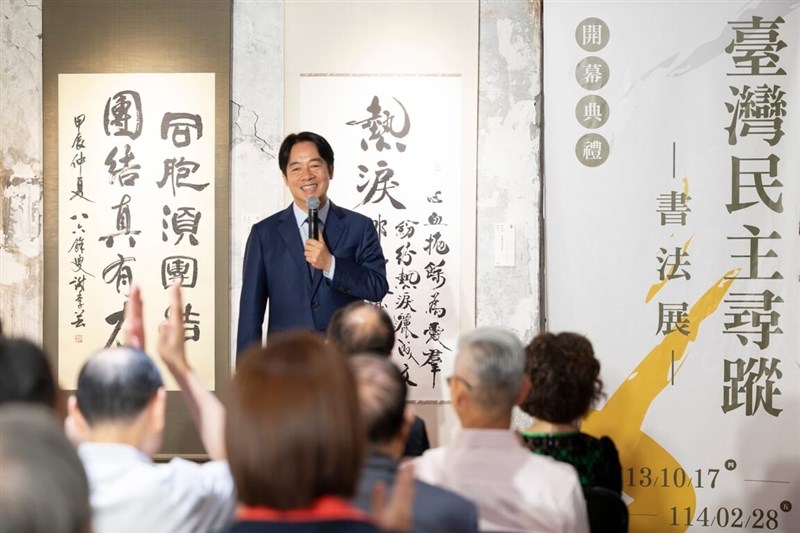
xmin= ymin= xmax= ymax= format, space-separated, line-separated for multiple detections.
xmin=626 ymin=467 xmax=721 ymax=489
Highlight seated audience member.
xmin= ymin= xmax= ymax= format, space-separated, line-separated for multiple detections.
xmin=327 ymin=301 xmax=396 ymax=356
xmin=350 ymin=354 xmax=479 ymax=533
xmin=519 ymin=332 xmax=622 ymax=493
xmin=0 ymin=404 xmax=91 ymax=533
xmin=223 ymin=332 xmax=412 ymax=533
xmin=328 ymin=301 xmax=430 ymax=457
xmin=414 ymin=327 xmax=589 ymax=533
xmin=68 ymin=284 xmax=235 ymax=533
xmin=0 ymin=337 xmax=62 ymax=413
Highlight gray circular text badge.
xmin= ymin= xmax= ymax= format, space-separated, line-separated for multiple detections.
xmin=575 ymin=95 xmax=609 ymax=129
xmin=576 ymin=18 xmax=610 ymax=52
xmin=575 ymin=133 xmax=610 ymax=167
xmin=575 ymin=56 xmax=610 ymax=91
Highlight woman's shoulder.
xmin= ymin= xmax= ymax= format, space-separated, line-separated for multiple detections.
xmin=595 ymin=434 xmax=620 ymax=454
xmin=574 ymin=433 xmax=619 ymax=457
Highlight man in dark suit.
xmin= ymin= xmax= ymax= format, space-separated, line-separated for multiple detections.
xmin=349 ymin=354 xmax=478 ymax=533
xmin=237 ymin=132 xmax=389 ymax=357
xmin=328 ymin=301 xmax=430 ymax=457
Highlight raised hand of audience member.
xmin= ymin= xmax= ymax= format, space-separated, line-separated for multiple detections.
xmin=158 ymin=282 xmax=226 ymax=460
xmin=122 ymin=284 xmax=145 ymax=350
xmin=158 ymin=282 xmax=190 ymax=376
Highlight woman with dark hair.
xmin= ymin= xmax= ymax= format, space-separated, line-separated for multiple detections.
xmin=519 ymin=332 xmax=622 ymax=493
xmin=222 ymin=331 xmax=405 ymax=533
xmin=0 ymin=337 xmax=63 ymax=417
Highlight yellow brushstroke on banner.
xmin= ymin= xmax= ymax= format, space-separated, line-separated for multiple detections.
xmin=645 ymin=235 xmax=694 ymax=303
xmin=683 ymin=177 xmax=690 ymax=197
xmin=584 ymin=270 xmax=737 ymax=533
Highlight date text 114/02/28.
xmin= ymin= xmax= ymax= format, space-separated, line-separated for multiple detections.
xmin=669 ymin=503 xmax=792 ymax=530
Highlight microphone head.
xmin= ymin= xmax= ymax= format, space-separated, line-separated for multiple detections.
xmin=307 ymin=196 xmax=320 ymax=211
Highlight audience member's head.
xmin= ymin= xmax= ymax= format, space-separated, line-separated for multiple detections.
xmin=520 ymin=332 xmax=603 ymax=424
xmin=0 ymin=404 xmax=91 ymax=533
xmin=227 ymin=332 xmax=365 ymax=509
xmin=328 ymin=301 xmax=396 ymax=356
xmin=0 ymin=337 xmax=58 ymax=410
xmin=69 ymin=347 xmax=165 ymax=456
xmin=350 ymin=354 xmax=409 ymax=456
xmin=450 ymin=327 xmax=526 ymax=427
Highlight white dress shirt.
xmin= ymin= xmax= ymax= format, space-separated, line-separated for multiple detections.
xmin=78 ymin=443 xmax=236 ymax=533
xmin=413 ymin=429 xmax=589 ymax=533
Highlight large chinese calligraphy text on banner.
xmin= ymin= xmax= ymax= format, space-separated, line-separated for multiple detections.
xmin=544 ymin=1 xmax=798 ymax=531
xmin=300 ymin=76 xmax=463 ymax=400
xmin=58 ymin=73 xmax=216 ymax=390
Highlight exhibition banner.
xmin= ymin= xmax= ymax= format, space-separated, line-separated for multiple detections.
xmin=544 ymin=1 xmax=799 ymax=531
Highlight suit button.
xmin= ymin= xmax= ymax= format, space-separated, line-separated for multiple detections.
xmin=312 ymin=300 xmax=320 ymax=309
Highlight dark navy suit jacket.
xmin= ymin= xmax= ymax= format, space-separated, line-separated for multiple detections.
xmin=236 ymin=202 xmax=388 ymax=358
xmin=403 ymin=416 xmax=431 ymax=458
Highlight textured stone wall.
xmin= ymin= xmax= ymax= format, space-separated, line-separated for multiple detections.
xmin=229 ymin=0 xmax=286 ymax=359
xmin=476 ymin=0 xmax=540 ymax=432
xmin=476 ymin=0 xmax=541 ymax=341
xmin=0 ymin=0 xmax=43 ymax=341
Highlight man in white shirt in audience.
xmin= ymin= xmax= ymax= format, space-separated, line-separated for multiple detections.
xmin=413 ymin=327 xmax=590 ymax=533
xmin=67 ymin=284 xmax=235 ymax=533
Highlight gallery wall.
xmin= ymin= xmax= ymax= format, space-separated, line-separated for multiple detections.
xmin=0 ymin=0 xmax=542 ymax=444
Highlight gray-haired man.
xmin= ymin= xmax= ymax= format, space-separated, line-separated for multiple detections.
xmin=413 ymin=327 xmax=589 ymax=533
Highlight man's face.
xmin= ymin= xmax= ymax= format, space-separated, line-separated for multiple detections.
xmin=284 ymin=140 xmax=333 ymax=211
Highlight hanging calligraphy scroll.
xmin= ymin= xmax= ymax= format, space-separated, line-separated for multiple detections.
xmin=57 ymin=73 xmax=217 ymax=390
xmin=285 ymin=1 xmax=478 ymax=402
xmin=300 ymin=75 xmax=465 ymax=400
xmin=544 ymin=1 xmax=799 ymax=531
xmin=43 ymin=0 xmax=231 ymax=456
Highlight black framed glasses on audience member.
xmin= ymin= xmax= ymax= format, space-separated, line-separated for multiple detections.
xmin=446 ymin=374 xmax=474 ymax=390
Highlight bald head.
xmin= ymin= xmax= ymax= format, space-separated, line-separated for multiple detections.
xmin=350 ymin=354 xmax=407 ymax=446
xmin=75 ymin=347 xmax=163 ymax=426
xmin=328 ymin=301 xmax=395 ymax=356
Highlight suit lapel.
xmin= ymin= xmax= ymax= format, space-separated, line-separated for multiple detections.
xmin=277 ymin=205 xmax=312 ymax=289
xmin=325 ymin=201 xmax=346 ymax=252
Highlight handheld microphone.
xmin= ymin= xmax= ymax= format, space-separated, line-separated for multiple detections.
xmin=307 ymin=196 xmax=320 ymax=240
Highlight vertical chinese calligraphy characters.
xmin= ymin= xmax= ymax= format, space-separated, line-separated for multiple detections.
xmin=720 ymin=15 xmax=788 ymax=417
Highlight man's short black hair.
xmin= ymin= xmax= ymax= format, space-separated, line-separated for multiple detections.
xmin=328 ymin=301 xmax=395 ymax=357
xmin=0 ymin=338 xmax=57 ymax=408
xmin=75 ymin=348 xmax=163 ymax=426
xmin=278 ymin=131 xmax=335 ymax=176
